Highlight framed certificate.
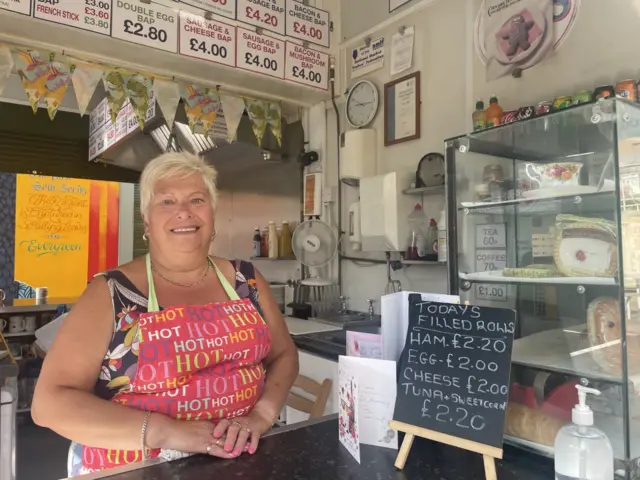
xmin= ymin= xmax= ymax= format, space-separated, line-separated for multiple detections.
xmin=384 ymin=71 xmax=420 ymax=146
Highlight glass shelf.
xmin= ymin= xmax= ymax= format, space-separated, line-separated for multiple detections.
xmin=459 ymin=270 xmax=617 ymax=286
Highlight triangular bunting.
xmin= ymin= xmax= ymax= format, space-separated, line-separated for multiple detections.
xmin=0 ymin=46 xmax=14 ymax=98
xmin=220 ymin=94 xmax=245 ymax=143
xmin=43 ymin=61 xmax=75 ymax=120
xmin=244 ymin=98 xmax=268 ymax=146
xmin=266 ymin=102 xmax=282 ymax=147
xmin=12 ymin=49 xmax=52 ymax=113
xmin=123 ymin=73 xmax=153 ymax=129
xmin=180 ymin=84 xmax=220 ymax=135
xmin=72 ymin=63 xmax=103 ymax=116
xmin=152 ymin=79 xmax=180 ymax=130
xmin=102 ymin=71 xmax=127 ymax=125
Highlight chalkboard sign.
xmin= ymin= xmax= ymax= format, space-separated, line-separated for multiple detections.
xmin=392 ymin=295 xmax=516 ymax=450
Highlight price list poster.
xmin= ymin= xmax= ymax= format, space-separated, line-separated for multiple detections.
xmin=392 ymin=295 xmax=516 ymax=456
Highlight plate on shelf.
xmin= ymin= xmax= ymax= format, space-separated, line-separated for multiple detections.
xmin=522 ymin=185 xmax=612 ymax=199
xmin=459 ymin=270 xmax=616 ymax=285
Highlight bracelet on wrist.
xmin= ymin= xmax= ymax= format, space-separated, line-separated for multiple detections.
xmin=141 ymin=411 xmax=152 ymax=459
xmin=253 ymin=403 xmax=279 ymax=425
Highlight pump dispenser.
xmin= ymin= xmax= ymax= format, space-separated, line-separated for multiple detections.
xmin=554 ymin=385 xmax=614 ymax=480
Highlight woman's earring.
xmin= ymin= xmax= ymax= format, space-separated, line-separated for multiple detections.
xmin=142 ymin=233 xmax=148 ymax=245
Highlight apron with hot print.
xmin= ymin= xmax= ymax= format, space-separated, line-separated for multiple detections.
xmin=80 ymin=255 xmax=272 ymax=473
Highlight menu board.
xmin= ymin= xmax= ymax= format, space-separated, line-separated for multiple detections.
xmin=285 ymin=42 xmax=328 ymax=90
xmin=34 ymin=0 xmax=112 ymax=35
xmin=179 ymin=11 xmax=236 ymax=67
xmin=236 ymin=27 xmax=285 ymax=79
xmin=4 ymin=0 xmax=332 ymax=91
xmin=111 ymin=0 xmax=179 ymax=53
xmin=236 ymin=0 xmax=285 ymax=36
xmin=0 ymin=0 xmax=30 ymax=15
xmin=393 ymin=295 xmax=515 ymax=449
xmin=178 ymin=0 xmax=236 ymax=20
xmin=285 ymin=0 xmax=329 ymax=48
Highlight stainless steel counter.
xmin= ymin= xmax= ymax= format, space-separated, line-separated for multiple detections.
xmin=0 ymin=298 xmax=75 ymax=315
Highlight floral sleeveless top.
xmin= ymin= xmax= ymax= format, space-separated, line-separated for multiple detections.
xmin=94 ymin=259 xmax=264 ymax=401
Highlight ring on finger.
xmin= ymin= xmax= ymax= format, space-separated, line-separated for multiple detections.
xmin=215 ymin=438 xmax=222 ymax=446
xmin=206 ymin=444 xmax=213 ymax=453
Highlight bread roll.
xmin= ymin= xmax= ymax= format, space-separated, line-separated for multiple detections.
xmin=505 ymin=402 xmax=566 ymax=447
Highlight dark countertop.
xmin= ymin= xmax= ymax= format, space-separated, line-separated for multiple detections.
xmin=292 ymin=324 xmax=380 ymax=362
xmin=103 ymin=416 xmax=553 ymax=480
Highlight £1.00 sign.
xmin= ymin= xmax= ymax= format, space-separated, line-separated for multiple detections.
xmin=179 ymin=11 xmax=236 ymax=68
xmin=112 ymin=0 xmax=178 ymax=53
xmin=285 ymin=43 xmax=328 ymax=90
xmin=236 ymin=27 xmax=285 ymax=79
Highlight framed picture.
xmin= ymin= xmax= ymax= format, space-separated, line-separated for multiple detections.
xmin=389 ymin=0 xmax=413 ymax=13
xmin=384 ymin=71 xmax=420 ymax=146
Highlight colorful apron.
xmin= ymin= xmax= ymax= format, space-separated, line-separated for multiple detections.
xmin=74 ymin=255 xmax=272 ymax=474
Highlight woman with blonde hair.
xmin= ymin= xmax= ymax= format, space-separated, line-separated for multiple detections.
xmin=32 ymin=152 xmax=299 ymax=476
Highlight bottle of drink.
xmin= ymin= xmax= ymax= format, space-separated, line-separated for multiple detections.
xmin=486 ymin=95 xmax=503 ymax=128
xmin=406 ymin=204 xmax=428 ymax=260
xmin=252 ymin=228 xmax=261 ymax=258
xmin=279 ymin=221 xmax=292 ymax=258
xmin=268 ymin=221 xmax=279 ymax=259
xmin=472 ymin=100 xmax=487 ymax=131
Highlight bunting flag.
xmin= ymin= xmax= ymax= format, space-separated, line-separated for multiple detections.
xmin=42 ymin=61 xmax=75 ymax=120
xmin=0 ymin=45 xmax=14 ymax=98
xmin=266 ymin=102 xmax=282 ymax=146
xmin=72 ymin=63 xmax=103 ymax=116
xmin=244 ymin=98 xmax=268 ymax=145
xmin=209 ymin=107 xmax=228 ymax=141
xmin=220 ymin=94 xmax=245 ymax=143
xmin=12 ymin=49 xmax=52 ymax=113
xmin=152 ymin=78 xmax=180 ymax=129
xmin=123 ymin=73 xmax=153 ymax=129
xmin=180 ymin=84 xmax=220 ymax=135
xmin=102 ymin=70 xmax=127 ymax=125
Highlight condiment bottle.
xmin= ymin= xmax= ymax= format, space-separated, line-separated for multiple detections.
xmin=485 ymin=95 xmax=503 ymax=128
xmin=260 ymin=227 xmax=269 ymax=257
xmin=268 ymin=221 xmax=279 ymax=259
xmin=406 ymin=204 xmax=428 ymax=260
xmin=252 ymin=227 xmax=261 ymax=258
xmin=279 ymin=221 xmax=293 ymax=258
xmin=472 ymin=100 xmax=487 ymax=131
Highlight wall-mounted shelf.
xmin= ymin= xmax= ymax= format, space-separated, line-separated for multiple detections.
xmin=402 ymin=260 xmax=446 ymax=266
xmin=402 ymin=185 xmax=445 ymax=196
xmin=2 ymin=332 xmax=35 ymax=338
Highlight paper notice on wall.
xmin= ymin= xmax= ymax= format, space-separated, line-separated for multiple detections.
xmin=390 ymin=26 xmax=414 ymax=76
xmin=350 ymin=37 xmax=385 ymax=79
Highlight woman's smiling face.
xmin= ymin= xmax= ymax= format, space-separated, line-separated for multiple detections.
xmin=144 ymin=173 xmax=215 ymax=255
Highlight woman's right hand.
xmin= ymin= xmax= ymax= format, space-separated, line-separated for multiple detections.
xmin=147 ymin=414 xmax=249 ymax=459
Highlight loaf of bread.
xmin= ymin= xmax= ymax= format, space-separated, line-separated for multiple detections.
xmin=505 ymin=402 xmax=566 ymax=447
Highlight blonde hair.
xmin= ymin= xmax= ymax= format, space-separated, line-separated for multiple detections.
xmin=139 ymin=152 xmax=218 ymax=217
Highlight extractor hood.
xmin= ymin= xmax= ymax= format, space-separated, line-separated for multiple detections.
xmin=91 ymin=96 xmax=304 ymax=176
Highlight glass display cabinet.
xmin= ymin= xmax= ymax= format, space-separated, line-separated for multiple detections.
xmin=445 ymin=99 xmax=640 ymax=478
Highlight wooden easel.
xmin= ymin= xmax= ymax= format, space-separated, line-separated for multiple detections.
xmin=389 ymin=420 xmax=502 ymax=480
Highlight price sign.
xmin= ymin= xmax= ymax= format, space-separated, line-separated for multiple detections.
xmin=112 ymin=0 xmax=178 ymax=53
xmin=475 ymin=224 xmax=506 ymax=249
xmin=179 ymin=11 xmax=236 ymax=68
xmin=236 ymin=27 xmax=285 ymax=79
xmin=34 ymin=0 xmax=112 ymax=35
xmin=89 ymin=97 xmax=109 ymax=136
xmin=285 ymin=0 xmax=329 ymax=48
xmin=475 ymin=284 xmax=508 ymax=303
xmin=0 ymin=0 xmax=30 ymax=15
xmin=284 ymin=42 xmax=328 ymax=90
xmin=178 ymin=0 xmax=236 ymax=20
xmin=393 ymin=296 xmax=515 ymax=449
xmin=475 ymin=250 xmax=506 ymax=273
xmin=237 ymin=0 xmax=285 ymax=36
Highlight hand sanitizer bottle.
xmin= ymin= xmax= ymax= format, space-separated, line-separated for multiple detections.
xmin=554 ymin=385 xmax=614 ymax=480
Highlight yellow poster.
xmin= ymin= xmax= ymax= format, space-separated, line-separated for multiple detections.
xmin=14 ymin=175 xmax=91 ymax=299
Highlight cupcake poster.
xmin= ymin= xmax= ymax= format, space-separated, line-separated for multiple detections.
xmin=475 ymin=0 xmax=556 ymax=80
xmin=338 ymin=362 xmax=361 ymax=463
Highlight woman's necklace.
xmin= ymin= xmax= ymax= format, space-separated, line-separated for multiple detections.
xmin=151 ymin=259 xmax=210 ymax=288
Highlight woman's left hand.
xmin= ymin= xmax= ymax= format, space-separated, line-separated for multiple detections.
xmin=213 ymin=409 xmax=274 ymax=457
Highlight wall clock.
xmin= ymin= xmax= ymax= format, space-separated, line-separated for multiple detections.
xmin=345 ymin=80 xmax=379 ymax=129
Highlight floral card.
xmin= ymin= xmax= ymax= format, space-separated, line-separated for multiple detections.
xmin=338 ymin=360 xmax=360 ymax=463
xmin=346 ymin=331 xmax=383 ymax=359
